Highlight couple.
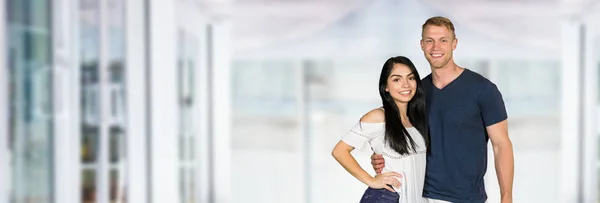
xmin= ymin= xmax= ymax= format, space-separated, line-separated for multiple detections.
xmin=331 ymin=16 xmax=514 ymax=203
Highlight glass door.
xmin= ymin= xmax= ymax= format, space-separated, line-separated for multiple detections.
xmin=80 ymin=0 xmax=127 ymax=202
xmin=6 ymin=0 xmax=54 ymax=202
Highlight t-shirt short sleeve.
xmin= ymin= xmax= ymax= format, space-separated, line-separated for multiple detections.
xmin=478 ymin=80 xmax=508 ymax=127
xmin=341 ymin=122 xmax=385 ymax=151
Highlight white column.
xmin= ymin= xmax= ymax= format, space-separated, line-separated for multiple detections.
xmin=559 ymin=17 xmax=599 ymax=203
xmin=196 ymin=24 xmax=211 ymax=203
xmin=583 ymin=4 xmax=600 ymax=202
xmin=582 ymin=15 xmax=598 ymax=203
xmin=209 ymin=19 xmax=232 ymax=203
xmin=0 ymin=0 xmax=8 ymax=202
xmin=69 ymin=0 xmax=82 ymax=201
xmin=297 ymin=61 xmax=308 ymax=203
xmin=53 ymin=0 xmax=80 ymax=202
xmin=97 ymin=0 xmax=111 ymax=202
xmin=559 ymin=19 xmax=585 ymax=203
xmin=147 ymin=0 xmax=180 ymax=202
xmin=125 ymin=0 xmax=148 ymax=202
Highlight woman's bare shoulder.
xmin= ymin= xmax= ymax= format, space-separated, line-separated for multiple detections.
xmin=360 ymin=108 xmax=385 ymax=123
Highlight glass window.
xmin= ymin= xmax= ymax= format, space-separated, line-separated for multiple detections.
xmin=493 ymin=60 xmax=560 ymax=117
xmin=455 ymin=59 xmax=490 ymax=78
xmin=231 ymin=60 xmax=297 ymax=117
xmin=7 ymin=0 xmax=54 ymax=202
xmin=80 ymin=0 xmax=127 ymax=202
xmin=107 ymin=0 xmax=126 ymax=201
xmin=80 ymin=0 xmax=100 ymax=201
xmin=178 ymin=30 xmax=198 ymax=203
xmin=231 ymin=59 xmax=302 ymax=203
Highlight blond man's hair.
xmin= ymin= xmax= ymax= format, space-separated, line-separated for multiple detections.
xmin=422 ymin=16 xmax=456 ymax=39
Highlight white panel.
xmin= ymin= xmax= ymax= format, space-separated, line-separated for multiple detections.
xmin=148 ymin=0 xmax=180 ymax=202
xmin=210 ymin=20 xmax=232 ymax=203
xmin=174 ymin=4 xmax=212 ymax=202
xmin=97 ymin=0 xmax=111 ymax=202
xmin=582 ymin=21 xmax=598 ymax=203
xmin=196 ymin=24 xmax=211 ymax=203
xmin=580 ymin=5 xmax=599 ymax=202
xmin=560 ymin=20 xmax=583 ymax=203
xmin=125 ymin=0 xmax=148 ymax=202
xmin=69 ymin=0 xmax=82 ymax=200
xmin=53 ymin=0 xmax=80 ymax=202
xmin=296 ymin=62 xmax=308 ymax=203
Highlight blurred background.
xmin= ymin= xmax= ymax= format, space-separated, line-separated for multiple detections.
xmin=1 ymin=0 xmax=600 ymax=202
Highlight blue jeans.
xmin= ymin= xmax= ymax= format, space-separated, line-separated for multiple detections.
xmin=360 ymin=186 xmax=400 ymax=203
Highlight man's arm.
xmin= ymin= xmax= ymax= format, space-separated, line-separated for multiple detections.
xmin=487 ymin=119 xmax=514 ymax=203
xmin=371 ymin=153 xmax=385 ymax=174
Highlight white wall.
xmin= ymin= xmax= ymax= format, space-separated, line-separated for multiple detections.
xmin=209 ymin=19 xmax=233 ymax=203
xmin=52 ymin=0 xmax=81 ymax=202
xmin=125 ymin=0 xmax=149 ymax=202
xmin=147 ymin=0 xmax=180 ymax=202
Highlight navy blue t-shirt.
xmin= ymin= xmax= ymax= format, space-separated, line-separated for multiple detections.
xmin=421 ymin=69 xmax=507 ymax=203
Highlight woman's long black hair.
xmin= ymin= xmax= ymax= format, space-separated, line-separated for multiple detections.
xmin=379 ymin=56 xmax=429 ymax=155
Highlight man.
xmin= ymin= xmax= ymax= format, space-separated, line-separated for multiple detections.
xmin=370 ymin=16 xmax=514 ymax=203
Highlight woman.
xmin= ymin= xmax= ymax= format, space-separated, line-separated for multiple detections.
xmin=332 ymin=56 xmax=429 ymax=203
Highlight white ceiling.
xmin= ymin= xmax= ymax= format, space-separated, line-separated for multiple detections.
xmin=420 ymin=0 xmax=600 ymax=50
xmin=231 ymin=0 xmax=371 ymax=51
xmin=229 ymin=0 xmax=600 ymax=55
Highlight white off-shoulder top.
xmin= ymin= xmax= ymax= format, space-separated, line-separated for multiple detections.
xmin=342 ymin=121 xmax=427 ymax=203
